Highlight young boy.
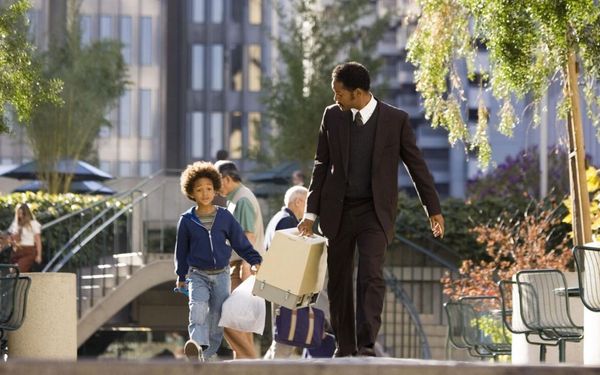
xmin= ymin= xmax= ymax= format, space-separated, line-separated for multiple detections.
xmin=175 ymin=161 xmax=262 ymax=361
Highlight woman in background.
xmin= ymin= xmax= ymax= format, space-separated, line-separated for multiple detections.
xmin=9 ymin=203 xmax=42 ymax=272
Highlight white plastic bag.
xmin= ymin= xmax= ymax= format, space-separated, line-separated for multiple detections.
xmin=218 ymin=275 xmax=266 ymax=334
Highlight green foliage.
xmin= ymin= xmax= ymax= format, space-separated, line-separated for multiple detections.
xmin=0 ymin=192 xmax=128 ymax=270
xmin=262 ymin=0 xmax=389 ymax=167
xmin=0 ymin=0 xmax=62 ymax=133
xmin=26 ymin=7 xmax=127 ymax=194
xmin=407 ymin=0 xmax=600 ymax=167
xmin=396 ymin=193 xmax=528 ymax=261
xmin=467 ymin=146 xmax=571 ymax=201
xmin=471 ymin=316 xmax=511 ymax=345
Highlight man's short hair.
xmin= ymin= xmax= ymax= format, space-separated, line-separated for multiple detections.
xmin=214 ymin=160 xmax=242 ymax=182
xmin=215 ymin=149 xmax=229 ymax=161
xmin=332 ymin=62 xmax=370 ymax=91
xmin=284 ymin=185 xmax=308 ymax=207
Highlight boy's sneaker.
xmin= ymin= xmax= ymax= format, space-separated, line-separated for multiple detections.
xmin=184 ymin=340 xmax=204 ymax=361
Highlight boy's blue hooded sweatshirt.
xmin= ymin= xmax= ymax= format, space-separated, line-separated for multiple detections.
xmin=174 ymin=206 xmax=262 ymax=281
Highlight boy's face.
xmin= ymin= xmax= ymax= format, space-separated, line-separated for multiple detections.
xmin=192 ymin=177 xmax=216 ymax=207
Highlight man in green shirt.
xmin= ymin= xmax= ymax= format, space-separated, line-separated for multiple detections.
xmin=215 ymin=160 xmax=265 ymax=359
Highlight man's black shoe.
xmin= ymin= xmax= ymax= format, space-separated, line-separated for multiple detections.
xmin=357 ymin=346 xmax=376 ymax=357
xmin=333 ymin=349 xmax=356 ymax=358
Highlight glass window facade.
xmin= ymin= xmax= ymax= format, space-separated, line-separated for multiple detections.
xmin=249 ymin=0 xmax=262 ymax=24
xmin=231 ymin=44 xmax=243 ymax=91
xmin=211 ymin=45 xmax=223 ymax=90
xmin=120 ymin=16 xmax=132 ymax=64
xmin=210 ymin=112 xmax=224 ymax=158
xmin=119 ymin=161 xmax=132 ymax=177
xmin=119 ymin=90 xmax=131 ymax=137
xmin=229 ymin=112 xmax=242 ymax=159
xmin=80 ymin=15 xmax=92 ymax=45
xmin=191 ymin=45 xmax=204 ymax=90
xmin=191 ymin=112 xmax=204 ymax=158
xmin=211 ymin=0 xmax=223 ymax=23
xmin=99 ymin=15 xmax=112 ymax=39
xmin=139 ymin=89 xmax=152 ymax=138
xmin=248 ymin=112 xmax=261 ymax=152
xmin=139 ymin=161 xmax=153 ymax=176
xmin=248 ymin=45 xmax=261 ymax=91
xmin=140 ymin=17 xmax=152 ymax=65
xmin=192 ymin=0 xmax=205 ymax=23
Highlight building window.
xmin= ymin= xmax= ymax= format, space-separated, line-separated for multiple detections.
xmin=249 ymin=0 xmax=261 ymax=24
xmin=139 ymin=161 xmax=153 ymax=176
xmin=210 ymin=112 xmax=224 ymax=158
xmin=248 ymin=45 xmax=261 ymax=91
xmin=140 ymin=17 xmax=152 ymax=65
xmin=248 ymin=112 xmax=261 ymax=152
xmin=80 ymin=15 xmax=92 ymax=45
xmin=211 ymin=44 xmax=223 ymax=91
xmin=99 ymin=161 xmax=111 ymax=174
xmin=99 ymin=15 xmax=112 ymax=39
xmin=119 ymin=90 xmax=131 ymax=137
xmin=191 ymin=112 xmax=204 ymax=158
xmin=191 ymin=45 xmax=204 ymax=90
xmin=26 ymin=10 xmax=38 ymax=39
xmin=139 ymin=89 xmax=152 ymax=138
xmin=192 ymin=0 xmax=205 ymax=23
xmin=119 ymin=161 xmax=132 ymax=177
xmin=231 ymin=44 xmax=243 ymax=91
xmin=99 ymin=125 xmax=111 ymax=138
xmin=120 ymin=16 xmax=132 ymax=64
xmin=229 ymin=112 xmax=242 ymax=159
xmin=211 ymin=0 xmax=223 ymax=23
xmin=231 ymin=1 xmax=243 ymax=23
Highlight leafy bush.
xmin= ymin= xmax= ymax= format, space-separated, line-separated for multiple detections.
xmin=0 ymin=192 xmax=128 ymax=270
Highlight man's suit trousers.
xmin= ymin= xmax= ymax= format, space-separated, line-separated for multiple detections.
xmin=326 ymin=198 xmax=387 ymax=356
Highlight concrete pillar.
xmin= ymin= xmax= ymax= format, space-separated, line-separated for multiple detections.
xmin=8 ymin=272 xmax=77 ymax=360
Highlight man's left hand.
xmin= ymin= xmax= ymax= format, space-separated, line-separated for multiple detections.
xmin=430 ymin=214 xmax=445 ymax=238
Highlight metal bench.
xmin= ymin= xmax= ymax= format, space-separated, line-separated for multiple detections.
xmin=0 ymin=264 xmax=31 ymax=362
xmin=444 ymin=296 xmax=511 ymax=360
xmin=573 ymin=245 xmax=600 ymax=312
xmin=515 ymin=269 xmax=583 ymax=362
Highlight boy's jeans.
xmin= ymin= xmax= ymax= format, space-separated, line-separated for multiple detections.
xmin=188 ymin=267 xmax=231 ymax=359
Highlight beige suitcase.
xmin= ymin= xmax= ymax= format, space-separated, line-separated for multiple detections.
xmin=252 ymin=228 xmax=327 ymax=309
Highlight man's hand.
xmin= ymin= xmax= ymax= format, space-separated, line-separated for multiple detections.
xmin=297 ymin=218 xmax=315 ymax=236
xmin=250 ymin=264 xmax=261 ymax=275
xmin=176 ymin=280 xmax=186 ymax=289
xmin=430 ymin=214 xmax=445 ymax=238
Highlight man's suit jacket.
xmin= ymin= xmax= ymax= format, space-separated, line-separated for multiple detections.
xmin=306 ymin=99 xmax=441 ymax=244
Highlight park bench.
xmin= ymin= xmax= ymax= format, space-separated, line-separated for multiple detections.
xmin=0 ymin=264 xmax=31 ymax=362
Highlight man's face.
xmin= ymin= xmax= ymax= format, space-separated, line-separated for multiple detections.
xmin=219 ymin=175 xmax=233 ymax=196
xmin=289 ymin=194 xmax=307 ymax=219
xmin=332 ymin=80 xmax=358 ymax=111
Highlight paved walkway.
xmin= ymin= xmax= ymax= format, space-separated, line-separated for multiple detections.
xmin=1 ymin=358 xmax=599 ymax=375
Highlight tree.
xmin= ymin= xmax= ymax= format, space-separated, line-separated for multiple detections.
xmin=0 ymin=0 xmax=62 ymax=133
xmin=442 ymin=201 xmax=571 ymax=300
xmin=467 ymin=146 xmax=573 ymax=201
xmin=407 ymin=0 xmax=600 ymax=245
xmin=26 ymin=3 xmax=127 ymax=194
xmin=262 ymin=0 xmax=389 ymax=168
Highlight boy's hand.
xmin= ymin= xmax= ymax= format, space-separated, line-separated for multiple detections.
xmin=250 ymin=264 xmax=260 ymax=275
xmin=430 ymin=214 xmax=445 ymax=238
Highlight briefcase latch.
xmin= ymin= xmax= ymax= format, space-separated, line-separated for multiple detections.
xmin=259 ymin=281 xmax=265 ymax=290
xmin=284 ymin=291 xmax=290 ymax=300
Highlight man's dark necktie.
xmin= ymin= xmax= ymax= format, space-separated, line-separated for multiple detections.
xmin=354 ymin=112 xmax=363 ymax=127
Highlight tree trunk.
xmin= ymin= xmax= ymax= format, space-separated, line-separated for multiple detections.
xmin=565 ymin=50 xmax=592 ymax=246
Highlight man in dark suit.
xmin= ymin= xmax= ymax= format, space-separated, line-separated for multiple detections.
xmin=298 ymin=62 xmax=444 ymax=357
